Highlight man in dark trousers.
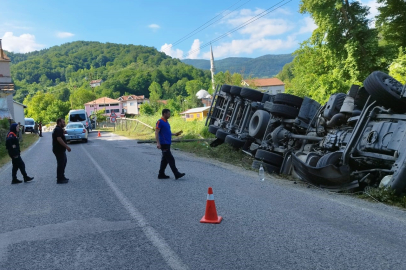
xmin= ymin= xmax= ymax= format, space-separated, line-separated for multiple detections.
xmin=39 ymin=121 xmax=43 ymax=137
xmin=155 ymin=109 xmax=185 ymax=180
xmin=6 ymin=123 xmax=34 ymax=184
xmin=52 ymin=118 xmax=71 ymax=184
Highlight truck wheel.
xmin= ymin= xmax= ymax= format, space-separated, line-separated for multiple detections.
xmin=316 ymin=151 xmax=342 ymax=168
xmin=363 ymin=71 xmax=406 ymax=113
xmin=224 ymin=135 xmax=246 ymax=148
xmin=230 ymin=86 xmax=242 ymax=96
xmin=220 ymin=84 xmax=232 ymax=94
xmin=240 ymin=88 xmax=264 ymax=102
xmin=255 ymin=150 xmax=284 ymax=166
xmin=216 ymin=129 xmax=230 ymax=141
xmin=249 ymin=110 xmax=270 ymax=139
xmin=274 ymin=93 xmax=303 ymax=108
xmin=251 ymin=160 xmax=280 ymax=174
xmin=208 ymin=125 xmax=220 ymax=135
xmin=269 ymin=104 xmax=299 ymax=119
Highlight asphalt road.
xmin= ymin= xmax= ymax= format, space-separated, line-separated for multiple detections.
xmin=0 ymin=131 xmax=406 ymax=270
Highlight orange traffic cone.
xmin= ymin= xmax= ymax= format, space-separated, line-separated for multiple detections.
xmin=98 ymin=131 xmax=101 ymax=137
xmin=200 ymin=187 xmax=223 ymax=224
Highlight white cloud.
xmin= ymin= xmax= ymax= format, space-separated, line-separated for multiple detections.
xmin=364 ymin=0 xmax=379 ymax=18
xmin=188 ymin=39 xmax=201 ymax=59
xmin=1 ymin=31 xmax=44 ymax=53
xmin=297 ymin=17 xmax=317 ymax=35
xmin=56 ymin=31 xmax=74 ymax=38
xmin=161 ymin=43 xmax=184 ymax=59
xmin=148 ymin=24 xmax=160 ymax=30
xmin=203 ymin=35 xmax=298 ymax=59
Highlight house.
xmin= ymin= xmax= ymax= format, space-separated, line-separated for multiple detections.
xmin=84 ymin=97 xmax=124 ymax=119
xmin=242 ymin=78 xmax=285 ymax=95
xmin=12 ymin=99 xmax=27 ymax=124
xmin=180 ymin=107 xmax=210 ymax=121
xmin=90 ymin=79 xmax=103 ymax=88
xmin=118 ymin=95 xmax=149 ymax=115
xmin=196 ymin=89 xmax=213 ymax=107
xmin=0 ymin=39 xmax=15 ymax=119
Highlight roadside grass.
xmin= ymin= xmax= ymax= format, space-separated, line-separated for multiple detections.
xmin=0 ymin=134 xmax=39 ymax=168
xmin=359 ymin=187 xmax=406 ymax=209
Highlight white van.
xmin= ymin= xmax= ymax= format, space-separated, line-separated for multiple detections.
xmin=24 ymin=118 xmax=35 ymax=133
xmin=68 ymin=109 xmax=92 ymax=133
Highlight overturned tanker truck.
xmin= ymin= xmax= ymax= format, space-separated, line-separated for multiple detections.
xmin=206 ymin=71 xmax=406 ymax=194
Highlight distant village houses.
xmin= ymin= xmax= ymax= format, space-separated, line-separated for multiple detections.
xmin=85 ymin=95 xmax=149 ymax=119
xmin=90 ymin=79 xmax=103 ymax=88
xmin=242 ymin=78 xmax=285 ymax=95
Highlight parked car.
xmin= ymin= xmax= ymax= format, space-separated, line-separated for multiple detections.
xmin=68 ymin=109 xmax=92 ymax=133
xmin=24 ymin=118 xmax=35 ymax=133
xmin=65 ymin=122 xmax=88 ymax=143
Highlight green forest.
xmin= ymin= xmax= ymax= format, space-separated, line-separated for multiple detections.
xmin=7 ymin=41 xmax=248 ymax=123
xmin=277 ymin=0 xmax=406 ymax=103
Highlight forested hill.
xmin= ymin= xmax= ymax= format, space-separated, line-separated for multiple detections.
xmin=182 ymin=54 xmax=294 ymax=78
xmin=7 ymin=41 xmax=211 ymax=103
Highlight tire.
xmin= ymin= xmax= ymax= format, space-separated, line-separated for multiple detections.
xmin=230 ymin=86 xmax=242 ymax=96
xmin=224 ymin=135 xmax=246 ymax=148
xmin=216 ymin=129 xmax=230 ymax=141
xmin=363 ymin=71 xmax=406 ymax=113
xmin=240 ymin=88 xmax=264 ymax=102
xmin=255 ymin=150 xmax=284 ymax=166
xmin=251 ymin=160 xmax=280 ymax=174
xmin=221 ymin=84 xmax=232 ymax=93
xmin=208 ymin=125 xmax=220 ymax=135
xmin=269 ymin=104 xmax=299 ymax=119
xmin=83 ymin=139 xmax=88 ymax=143
xmin=274 ymin=93 xmax=303 ymax=108
xmin=316 ymin=151 xmax=342 ymax=168
xmin=249 ymin=110 xmax=270 ymax=139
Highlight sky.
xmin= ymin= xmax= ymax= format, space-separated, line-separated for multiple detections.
xmin=0 ymin=0 xmax=379 ymax=60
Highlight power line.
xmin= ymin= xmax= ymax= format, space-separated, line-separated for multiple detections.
xmin=184 ymin=0 xmax=292 ymax=59
xmin=161 ymin=0 xmax=252 ymax=52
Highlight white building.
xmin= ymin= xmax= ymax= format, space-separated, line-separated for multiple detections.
xmin=90 ymin=79 xmax=103 ymax=88
xmin=242 ymin=78 xmax=285 ymax=95
xmin=117 ymin=95 xmax=149 ymax=115
xmin=0 ymin=39 xmax=15 ymax=119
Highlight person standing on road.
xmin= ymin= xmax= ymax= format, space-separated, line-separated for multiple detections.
xmin=155 ymin=109 xmax=185 ymax=180
xmin=39 ymin=121 xmax=43 ymax=137
xmin=6 ymin=123 xmax=34 ymax=184
xmin=34 ymin=122 xmax=39 ymax=136
xmin=52 ymin=118 xmax=71 ymax=184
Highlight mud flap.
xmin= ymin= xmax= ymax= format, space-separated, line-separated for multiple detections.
xmin=291 ymin=153 xmax=356 ymax=188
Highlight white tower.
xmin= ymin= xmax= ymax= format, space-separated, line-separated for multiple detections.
xmin=210 ymin=44 xmax=215 ymax=91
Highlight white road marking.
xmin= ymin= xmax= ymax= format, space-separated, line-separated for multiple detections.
xmin=81 ymin=145 xmax=189 ymax=270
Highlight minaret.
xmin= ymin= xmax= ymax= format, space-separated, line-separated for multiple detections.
xmin=210 ymin=44 xmax=215 ymax=91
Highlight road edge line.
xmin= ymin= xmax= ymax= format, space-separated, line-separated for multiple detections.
xmin=81 ymin=145 xmax=189 ymax=270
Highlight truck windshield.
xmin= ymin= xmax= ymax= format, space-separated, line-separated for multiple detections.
xmin=70 ymin=114 xmax=86 ymax=122
xmin=25 ymin=120 xmax=34 ymax=125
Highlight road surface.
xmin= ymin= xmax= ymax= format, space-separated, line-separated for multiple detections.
xmin=0 ymin=131 xmax=405 ymax=270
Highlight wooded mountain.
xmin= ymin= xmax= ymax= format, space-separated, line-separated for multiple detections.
xmin=182 ymin=54 xmax=294 ymax=78
xmin=7 ymin=41 xmax=211 ymax=103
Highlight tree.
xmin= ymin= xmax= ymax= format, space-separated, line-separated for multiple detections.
xmin=148 ymin=82 xmax=162 ymax=102
xmin=185 ymin=80 xmax=204 ymax=108
xmin=389 ymin=48 xmax=406 ymax=84
xmin=94 ymin=109 xmax=107 ymax=124
xmin=46 ymin=100 xmax=70 ymax=123
xmin=69 ymin=88 xmax=97 ymax=109
xmin=376 ymin=0 xmax=406 ymax=49
xmin=24 ymin=92 xmax=56 ymax=123
xmin=139 ymin=103 xmax=155 ymax=115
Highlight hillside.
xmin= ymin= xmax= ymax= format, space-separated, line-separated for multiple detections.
xmin=7 ymin=41 xmax=211 ymax=102
xmin=182 ymin=54 xmax=294 ymax=78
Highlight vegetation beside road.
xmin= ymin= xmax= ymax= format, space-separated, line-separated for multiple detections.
xmin=0 ymin=133 xmax=39 ymax=168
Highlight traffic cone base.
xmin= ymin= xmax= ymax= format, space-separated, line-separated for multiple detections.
xmin=200 ymin=215 xmax=222 ymax=224
xmin=200 ymin=187 xmax=223 ymax=224
xmin=97 ymin=131 xmax=101 ymax=137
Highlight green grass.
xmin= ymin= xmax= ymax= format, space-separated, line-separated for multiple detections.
xmin=0 ymin=134 xmax=39 ymax=168
xmin=359 ymin=187 xmax=406 ymax=209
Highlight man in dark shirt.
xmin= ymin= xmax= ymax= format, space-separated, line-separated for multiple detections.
xmin=6 ymin=123 xmax=34 ymax=184
xmin=155 ymin=109 xmax=185 ymax=180
xmin=52 ymin=118 xmax=71 ymax=184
